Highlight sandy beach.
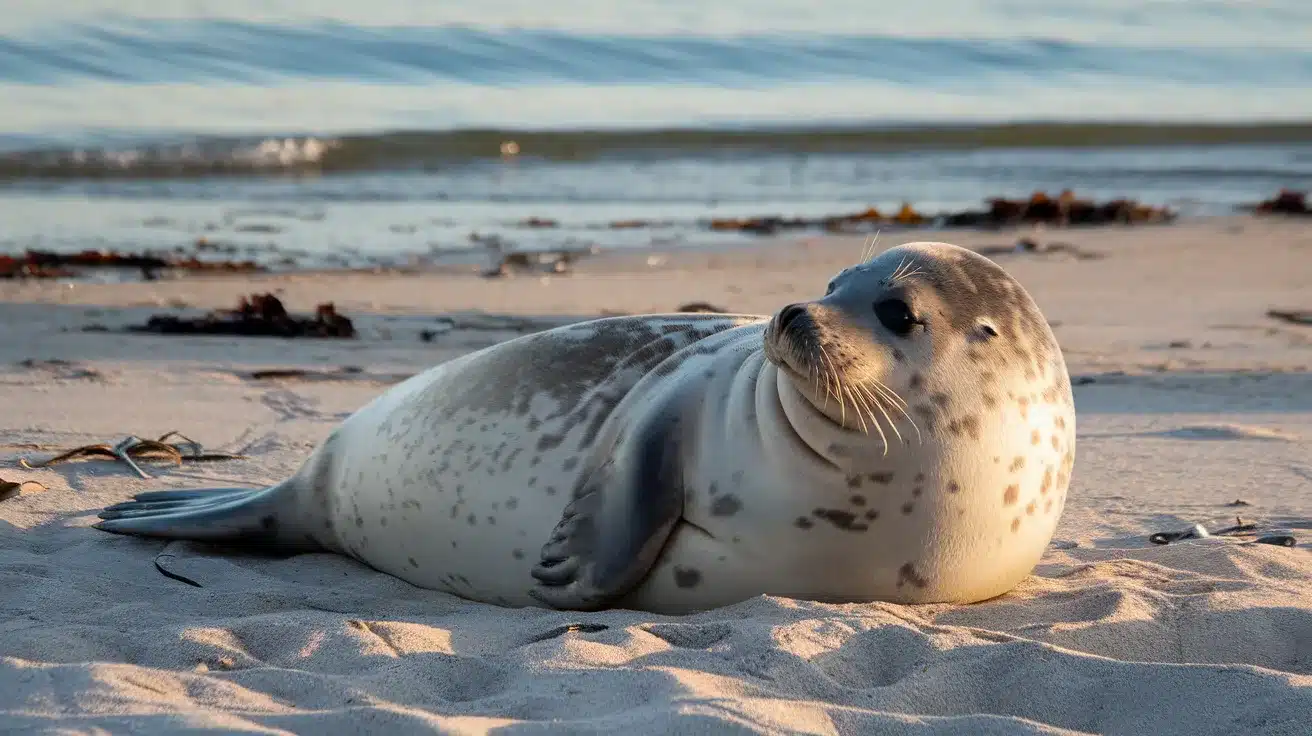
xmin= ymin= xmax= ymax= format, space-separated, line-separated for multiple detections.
xmin=2 ymin=215 xmax=1310 ymax=733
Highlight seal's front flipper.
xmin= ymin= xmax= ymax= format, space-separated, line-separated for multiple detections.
xmin=529 ymin=410 xmax=687 ymax=611
xmin=93 ymin=483 xmax=320 ymax=552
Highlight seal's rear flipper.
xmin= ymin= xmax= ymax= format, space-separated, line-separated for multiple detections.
xmin=108 ymin=487 xmax=252 ymax=505
xmin=529 ymin=409 xmax=687 ymax=611
xmin=94 ymin=484 xmax=320 ymax=551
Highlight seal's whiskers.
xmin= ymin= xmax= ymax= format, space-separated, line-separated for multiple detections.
xmin=835 ymin=362 xmax=871 ymax=436
xmin=859 ymin=370 xmax=916 ymax=428
xmin=814 ymin=346 xmax=845 ymax=427
xmin=852 ymin=365 xmax=922 ymax=446
xmin=859 ymin=231 xmax=882 ymax=263
xmin=818 ymin=343 xmax=897 ymax=453
xmin=806 ymin=341 xmax=835 ymax=414
xmin=855 ymin=381 xmax=904 ymax=447
xmin=876 ymin=384 xmax=922 ymax=445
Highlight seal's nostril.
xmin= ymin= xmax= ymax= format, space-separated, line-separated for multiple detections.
xmin=777 ymin=303 xmax=807 ymax=332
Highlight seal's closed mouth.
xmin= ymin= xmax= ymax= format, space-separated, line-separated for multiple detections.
xmin=765 ymin=303 xmax=818 ymax=377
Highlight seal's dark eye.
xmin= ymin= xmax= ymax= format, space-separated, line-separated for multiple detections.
xmin=873 ymin=298 xmax=917 ymax=337
xmin=824 ymin=283 xmax=835 ymax=295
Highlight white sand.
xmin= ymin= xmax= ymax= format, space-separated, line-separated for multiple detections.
xmin=2 ymin=216 xmax=1310 ymax=734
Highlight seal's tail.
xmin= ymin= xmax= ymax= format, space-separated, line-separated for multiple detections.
xmin=93 ymin=485 xmax=318 ymax=550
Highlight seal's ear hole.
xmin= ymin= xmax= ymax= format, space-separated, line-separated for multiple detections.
xmin=973 ymin=322 xmax=1000 ymax=341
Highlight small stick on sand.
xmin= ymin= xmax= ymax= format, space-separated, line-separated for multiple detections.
xmin=20 ymin=432 xmax=246 ymax=479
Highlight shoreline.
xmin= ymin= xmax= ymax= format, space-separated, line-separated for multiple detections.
xmin=3 ymin=204 xmax=1301 ymax=284
xmin=6 ymin=120 xmax=1311 ymax=175
xmin=2 ymin=215 xmax=1308 ymax=375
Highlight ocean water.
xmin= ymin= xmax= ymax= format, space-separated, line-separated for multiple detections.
xmin=1 ymin=0 xmax=1309 ymax=265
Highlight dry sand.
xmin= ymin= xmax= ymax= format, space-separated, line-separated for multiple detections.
xmin=2 ymin=216 xmax=1310 ymax=734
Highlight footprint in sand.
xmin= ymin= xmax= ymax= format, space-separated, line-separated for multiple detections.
xmin=260 ymin=389 xmax=325 ymax=422
xmin=639 ymin=622 xmax=732 ymax=649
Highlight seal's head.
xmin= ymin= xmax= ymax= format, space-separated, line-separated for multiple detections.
xmin=763 ymin=240 xmax=1075 ymax=604
xmin=765 ymin=241 xmax=1066 ymax=453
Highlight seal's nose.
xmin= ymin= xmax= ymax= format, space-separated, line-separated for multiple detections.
xmin=776 ymin=303 xmax=808 ymax=333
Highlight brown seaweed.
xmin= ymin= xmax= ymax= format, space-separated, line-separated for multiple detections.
xmin=19 ymin=431 xmax=246 ymax=479
xmin=699 ymin=191 xmax=1175 ymax=235
xmin=128 ymin=293 xmax=355 ymax=338
xmin=0 ymin=248 xmax=264 ymax=280
xmin=1246 ymin=189 xmax=1309 ymax=216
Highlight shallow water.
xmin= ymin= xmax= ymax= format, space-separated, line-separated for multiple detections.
xmin=0 ymin=1 xmax=1308 ymax=261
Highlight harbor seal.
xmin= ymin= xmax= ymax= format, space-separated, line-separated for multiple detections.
xmin=94 ymin=241 xmax=1076 ymax=614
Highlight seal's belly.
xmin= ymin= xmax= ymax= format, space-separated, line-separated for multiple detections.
xmin=325 ymin=394 xmax=594 ymax=607
xmin=314 ymin=313 xmax=758 ymax=606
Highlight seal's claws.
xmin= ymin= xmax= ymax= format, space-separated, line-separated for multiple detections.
xmin=531 ymin=557 xmax=580 ymax=585
xmin=528 ymin=588 xmax=574 ymax=610
xmin=528 ymin=585 xmax=604 ymax=612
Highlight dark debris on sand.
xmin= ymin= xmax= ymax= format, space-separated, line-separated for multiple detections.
xmin=704 ymin=190 xmax=1176 ymax=236
xmin=1244 ymin=189 xmax=1310 ymax=217
xmin=474 ymin=236 xmax=596 ymax=278
xmin=1 ymin=476 xmax=46 ymax=502
xmin=1267 ymin=309 xmax=1312 ymax=327
xmin=976 ymin=237 xmax=1105 ymax=261
xmin=0 ymin=249 xmax=263 ymax=281
xmin=127 ymin=293 xmax=356 ymax=339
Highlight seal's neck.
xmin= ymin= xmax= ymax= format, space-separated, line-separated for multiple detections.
xmin=747 ymin=361 xmax=857 ymax=472
xmin=765 ymin=360 xmax=922 ymax=474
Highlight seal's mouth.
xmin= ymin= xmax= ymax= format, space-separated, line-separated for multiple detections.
xmin=764 ymin=302 xmax=817 ymax=378
xmin=764 ymin=301 xmax=920 ymax=449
